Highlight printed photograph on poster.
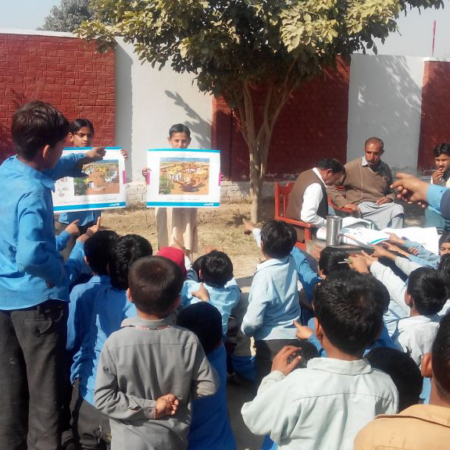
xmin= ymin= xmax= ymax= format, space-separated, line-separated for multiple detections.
xmin=146 ymin=149 xmax=221 ymax=208
xmin=53 ymin=147 xmax=126 ymax=213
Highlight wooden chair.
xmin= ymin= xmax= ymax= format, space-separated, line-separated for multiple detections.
xmin=274 ymin=182 xmax=313 ymax=251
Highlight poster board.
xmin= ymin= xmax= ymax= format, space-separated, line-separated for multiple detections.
xmin=53 ymin=147 xmax=126 ymax=213
xmin=146 ymin=149 xmax=221 ymax=208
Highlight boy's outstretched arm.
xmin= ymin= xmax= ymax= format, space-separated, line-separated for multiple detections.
xmin=95 ymin=344 xmax=160 ymax=421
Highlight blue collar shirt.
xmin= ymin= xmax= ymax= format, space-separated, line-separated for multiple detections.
xmin=0 ymin=154 xmax=85 ymax=309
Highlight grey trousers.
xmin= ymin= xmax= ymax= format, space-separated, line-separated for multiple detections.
xmin=359 ymin=201 xmax=404 ymax=230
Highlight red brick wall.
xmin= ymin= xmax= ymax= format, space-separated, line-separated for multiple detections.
xmin=212 ymin=58 xmax=350 ymax=181
xmin=418 ymin=61 xmax=450 ymax=170
xmin=0 ymin=33 xmax=115 ymax=162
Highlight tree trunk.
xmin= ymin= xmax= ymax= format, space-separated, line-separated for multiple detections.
xmin=236 ymin=82 xmax=293 ymax=223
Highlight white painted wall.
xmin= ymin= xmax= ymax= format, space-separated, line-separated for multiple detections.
xmin=115 ymin=39 xmax=213 ymax=182
xmin=347 ymin=54 xmax=424 ymax=172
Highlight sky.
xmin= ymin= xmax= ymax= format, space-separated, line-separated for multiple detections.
xmin=0 ymin=0 xmax=449 ymax=57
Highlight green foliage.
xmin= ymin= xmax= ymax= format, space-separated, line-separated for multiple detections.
xmin=40 ymin=0 xmax=93 ymax=32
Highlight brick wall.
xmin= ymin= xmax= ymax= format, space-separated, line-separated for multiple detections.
xmin=212 ymin=58 xmax=350 ymax=181
xmin=418 ymin=61 xmax=450 ymax=170
xmin=0 ymin=32 xmax=115 ymax=162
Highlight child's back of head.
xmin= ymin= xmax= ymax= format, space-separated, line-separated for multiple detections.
xmin=261 ymin=220 xmax=296 ymax=259
xmin=366 ymin=347 xmax=422 ymax=411
xmin=200 ymin=251 xmax=233 ymax=288
xmin=431 ymin=314 xmax=450 ymax=400
xmin=318 ymin=248 xmax=350 ymax=278
xmin=176 ymin=302 xmax=222 ymax=354
xmin=85 ymin=230 xmax=119 ymax=276
xmin=12 ymin=100 xmax=69 ymax=161
xmin=313 ymin=272 xmax=388 ymax=357
xmin=128 ymin=256 xmax=183 ymax=317
xmin=407 ymin=267 xmax=447 ymax=316
xmin=109 ymin=234 xmax=152 ymax=290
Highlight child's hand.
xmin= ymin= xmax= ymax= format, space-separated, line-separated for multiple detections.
xmin=155 ymin=394 xmax=179 ymax=419
xmin=86 ymin=217 xmax=101 ymax=237
xmin=142 ymin=168 xmax=150 ymax=178
xmin=86 ymin=147 xmax=106 ymax=161
xmin=371 ymin=245 xmax=392 ymax=260
xmin=348 ymin=254 xmax=370 ymax=273
xmin=120 ymin=149 xmax=129 ymax=160
xmin=192 ymin=283 xmax=209 ymax=302
xmin=386 ymin=232 xmax=405 ymax=246
xmin=243 ymin=218 xmax=255 ymax=235
xmin=65 ymin=220 xmax=80 ymax=237
xmin=271 ymin=346 xmax=302 ymax=376
xmin=294 ymin=320 xmax=313 ymax=340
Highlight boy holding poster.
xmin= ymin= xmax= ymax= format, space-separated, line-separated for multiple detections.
xmin=0 ymin=101 xmax=105 ymax=449
xmin=144 ymin=124 xmax=199 ymax=259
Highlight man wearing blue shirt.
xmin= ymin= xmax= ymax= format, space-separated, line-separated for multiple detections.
xmin=0 ymin=101 xmax=105 ymax=450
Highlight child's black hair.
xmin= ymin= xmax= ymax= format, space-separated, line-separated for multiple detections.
xmin=432 ymin=314 xmax=450 ymax=399
xmin=407 ymin=267 xmax=447 ymax=316
xmin=366 ymin=347 xmax=422 ymax=411
xmin=169 ymin=123 xmax=191 ymax=138
xmin=176 ymin=302 xmax=222 ymax=354
xmin=438 ymin=255 xmax=450 ymax=296
xmin=313 ymin=272 xmax=387 ymax=356
xmin=439 ymin=232 xmax=450 ymax=248
xmin=129 ymin=256 xmax=183 ymax=316
xmin=69 ymin=118 xmax=95 ymax=135
xmin=433 ymin=143 xmax=450 ymax=157
xmin=109 ymin=234 xmax=152 ymax=290
xmin=291 ymin=340 xmax=319 ymax=369
xmin=84 ymin=231 xmax=119 ymax=276
xmin=318 ymin=248 xmax=350 ymax=277
xmin=12 ymin=101 xmax=69 ymax=161
xmin=200 ymin=251 xmax=233 ymax=288
xmin=260 ymin=220 xmax=296 ymax=259
xmin=191 ymin=255 xmax=205 ymax=281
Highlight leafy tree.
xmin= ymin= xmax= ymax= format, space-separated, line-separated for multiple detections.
xmin=41 ymin=0 xmax=92 ymax=32
xmin=79 ymin=0 xmax=443 ymax=221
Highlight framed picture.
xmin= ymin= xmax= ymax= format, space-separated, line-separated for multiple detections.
xmin=146 ymin=149 xmax=221 ymax=208
xmin=53 ymin=147 xmax=126 ymax=213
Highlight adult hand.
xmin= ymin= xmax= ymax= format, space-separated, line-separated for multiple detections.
xmin=65 ymin=220 xmax=80 ymax=236
xmin=344 ymin=203 xmax=361 ymax=214
xmin=391 ymin=173 xmax=429 ymax=207
xmin=155 ymin=394 xmax=179 ymax=419
xmin=271 ymin=346 xmax=302 ymax=376
xmin=432 ymin=168 xmax=444 ymax=185
xmin=85 ymin=147 xmax=106 ymax=161
xmin=376 ymin=196 xmax=391 ymax=206
xmin=294 ymin=320 xmax=313 ymax=340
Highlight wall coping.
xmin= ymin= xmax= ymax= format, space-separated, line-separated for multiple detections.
xmin=0 ymin=28 xmax=75 ymax=39
xmin=423 ymin=57 xmax=450 ymax=63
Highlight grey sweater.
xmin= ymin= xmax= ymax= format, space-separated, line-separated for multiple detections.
xmin=95 ymin=315 xmax=219 ymax=450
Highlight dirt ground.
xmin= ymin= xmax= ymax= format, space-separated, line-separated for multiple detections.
xmin=99 ymin=201 xmax=425 ymax=450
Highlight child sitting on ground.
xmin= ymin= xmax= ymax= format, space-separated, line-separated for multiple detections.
xmin=73 ymin=234 xmax=152 ymax=449
xmin=95 ymin=256 xmax=218 ymax=450
xmin=177 ymin=302 xmax=236 ymax=450
xmin=182 ymin=250 xmax=241 ymax=336
xmin=241 ymin=220 xmax=300 ymax=381
xmin=241 ymin=272 xmax=398 ymax=450
xmin=352 ymin=253 xmax=448 ymax=366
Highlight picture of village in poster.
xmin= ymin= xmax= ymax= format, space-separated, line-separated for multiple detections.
xmin=73 ymin=160 xmax=120 ymax=196
xmin=159 ymin=157 xmax=210 ymax=196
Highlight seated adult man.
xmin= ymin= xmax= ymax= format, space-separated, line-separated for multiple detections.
xmin=328 ymin=137 xmax=404 ymax=230
xmin=426 ymin=143 xmax=450 ymax=231
xmin=286 ymin=158 xmax=345 ymax=240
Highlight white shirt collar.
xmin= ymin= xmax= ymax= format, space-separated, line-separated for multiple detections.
xmin=312 ymin=167 xmax=326 ymax=186
xmin=307 ymin=357 xmax=373 ymax=375
xmin=256 ymin=256 xmax=289 ymax=272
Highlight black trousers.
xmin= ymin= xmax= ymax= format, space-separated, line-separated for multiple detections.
xmin=72 ymin=396 xmax=111 ymax=450
xmin=0 ymin=300 xmax=68 ymax=450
